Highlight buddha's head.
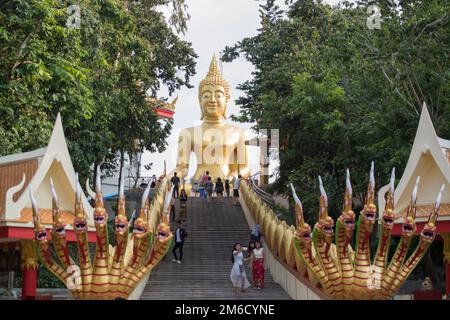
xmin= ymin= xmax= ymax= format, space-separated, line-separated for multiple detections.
xmin=198 ymin=53 xmax=231 ymax=122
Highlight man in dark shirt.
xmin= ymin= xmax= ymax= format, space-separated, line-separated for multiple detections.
xmin=171 ymin=172 xmax=181 ymax=199
xmin=172 ymin=220 xmax=188 ymax=264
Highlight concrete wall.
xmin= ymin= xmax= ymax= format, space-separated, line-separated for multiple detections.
xmin=239 ymin=195 xmax=325 ymax=300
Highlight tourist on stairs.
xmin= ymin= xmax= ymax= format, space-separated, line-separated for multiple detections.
xmin=215 ymin=178 xmax=224 ymax=203
xmin=205 ymin=176 xmax=214 ymax=203
xmin=250 ymin=241 xmax=265 ymax=289
xmin=230 ymin=243 xmax=251 ymax=294
xmin=171 ymin=172 xmax=181 ymax=199
xmin=172 ymin=220 xmax=188 ymax=264
xmin=250 ymin=224 xmax=262 ymax=243
xmin=179 ymin=189 xmax=188 ymax=219
xmin=233 ymin=174 xmax=242 ymax=206
xmin=225 ymin=178 xmax=230 ymax=197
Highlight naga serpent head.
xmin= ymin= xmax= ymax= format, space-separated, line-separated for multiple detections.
xmin=381 ymin=168 xmax=397 ymax=230
xmin=338 ymin=169 xmax=355 ymax=236
xmin=115 ymin=214 xmax=128 ymax=238
xmin=315 ymin=176 xmax=334 ymax=241
xmin=74 ymin=174 xmax=88 ymax=234
xmin=30 ymin=187 xmax=48 ymax=243
xmin=401 ymin=176 xmax=420 ymax=238
xmin=290 ymin=183 xmax=312 ymax=244
xmin=133 ymin=216 xmax=150 ymax=239
xmin=93 ymin=168 xmax=108 ymax=229
xmin=156 ymin=216 xmax=172 ymax=245
xmin=360 ymin=162 xmax=376 ymax=226
xmin=115 ymin=171 xmax=128 ymax=239
xmin=133 ymin=183 xmax=152 ymax=240
xmin=155 ymin=186 xmax=174 ymax=244
xmin=420 ymin=185 xmax=445 ymax=245
xmin=50 ymin=178 xmax=66 ymax=238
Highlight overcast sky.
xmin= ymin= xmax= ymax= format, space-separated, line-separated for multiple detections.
xmin=142 ymin=0 xmax=345 ymax=179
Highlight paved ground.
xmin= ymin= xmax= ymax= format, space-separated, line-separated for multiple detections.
xmin=141 ymin=196 xmax=290 ymax=300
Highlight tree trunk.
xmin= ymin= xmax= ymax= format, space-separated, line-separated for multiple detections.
xmin=92 ymin=161 xmax=100 ymax=206
xmin=133 ymin=152 xmax=142 ymax=190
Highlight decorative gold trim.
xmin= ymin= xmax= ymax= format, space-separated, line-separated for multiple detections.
xmin=20 ymin=240 xmax=39 ymax=270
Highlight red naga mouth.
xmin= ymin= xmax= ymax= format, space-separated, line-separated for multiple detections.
xmin=421 ymin=229 xmax=435 ymax=241
xmin=133 ymin=225 xmax=146 ymax=234
xmin=94 ymin=215 xmax=106 ymax=225
xmin=36 ymin=231 xmax=47 ymax=241
xmin=322 ymin=224 xmax=334 ymax=235
xmin=344 ymin=219 xmax=355 ymax=229
xmin=157 ymin=231 xmax=168 ymax=239
xmin=75 ymin=221 xmax=86 ymax=231
xmin=383 ymin=216 xmax=394 ymax=226
xmin=364 ymin=212 xmax=376 ymax=222
xmin=402 ymin=223 xmax=414 ymax=234
xmin=116 ymin=223 xmax=127 ymax=232
xmin=54 ymin=226 xmax=66 ymax=236
xmin=301 ymin=232 xmax=311 ymax=240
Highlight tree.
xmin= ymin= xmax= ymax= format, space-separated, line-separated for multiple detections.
xmin=222 ymin=0 xmax=449 ymax=223
xmin=0 ymin=0 xmax=197 ymax=187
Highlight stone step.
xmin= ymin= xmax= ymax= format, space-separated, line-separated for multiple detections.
xmin=141 ymin=197 xmax=290 ymax=300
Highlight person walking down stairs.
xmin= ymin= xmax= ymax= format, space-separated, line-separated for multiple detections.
xmin=179 ymin=189 xmax=188 ymax=219
xmin=233 ymin=174 xmax=243 ymax=206
xmin=230 ymin=243 xmax=251 ymax=294
xmin=172 ymin=220 xmax=188 ymax=264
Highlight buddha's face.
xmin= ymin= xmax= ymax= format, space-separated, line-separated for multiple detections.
xmin=200 ymin=84 xmax=227 ymax=120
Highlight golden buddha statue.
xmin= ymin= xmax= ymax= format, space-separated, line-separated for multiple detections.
xmin=176 ymin=53 xmax=250 ymax=181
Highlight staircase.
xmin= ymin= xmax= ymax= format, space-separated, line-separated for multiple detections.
xmin=141 ymin=197 xmax=290 ymax=300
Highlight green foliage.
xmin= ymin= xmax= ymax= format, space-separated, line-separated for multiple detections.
xmin=223 ymin=0 xmax=449 ymax=223
xmin=0 ymin=0 xmax=197 ymax=184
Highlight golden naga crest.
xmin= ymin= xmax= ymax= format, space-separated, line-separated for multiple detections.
xmin=30 ymin=170 xmax=174 ymax=300
xmin=289 ymin=163 xmax=445 ymax=300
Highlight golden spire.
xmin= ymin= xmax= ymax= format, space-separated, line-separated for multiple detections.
xmin=50 ymin=178 xmax=62 ymax=223
xmin=290 ymin=183 xmax=305 ymax=228
xmin=75 ymin=173 xmax=85 ymax=219
xmin=343 ymin=169 xmax=353 ymax=213
xmin=405 ymin=176 xmax=420 ymax=220
xmin=366 ymin=162 xmax=376 ymax=206
xmin=198 ymin=53 xmax=230 ymax=101
xmin=29 ymin=187 xmax=41 ymax=230
xmin=117 ymin=169 xmax=126 ymax=218
xmin=429 ymin=184 xmax=446 ymax=225
xmin=318 ymin=176 xmax=329 ymax=220
xmin=95 ymin=166 xmax=104 ymax=209
xmin=384 ymin=168 xmax=396 ymax=212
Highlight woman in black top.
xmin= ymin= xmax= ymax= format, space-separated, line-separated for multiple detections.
xmin=215 ymin=178 xmax=224 ymax=204
xmin=179 ymin=189 xmax=188 ymax=219
xmin=225 ymin=179 xmax=230 ymax=197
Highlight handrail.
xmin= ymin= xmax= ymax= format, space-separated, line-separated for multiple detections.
xmin=249 ymin=172 xmax=275 ymax=209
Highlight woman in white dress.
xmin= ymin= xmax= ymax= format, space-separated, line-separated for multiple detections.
xmin=230 ymin=243 xmax=251 ymax=294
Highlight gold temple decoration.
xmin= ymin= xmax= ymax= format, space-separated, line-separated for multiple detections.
xmin=240 ymin=164 xmax=445 ymax=300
